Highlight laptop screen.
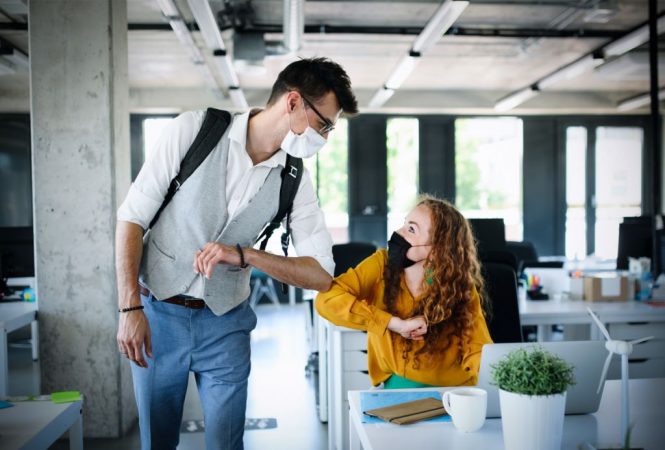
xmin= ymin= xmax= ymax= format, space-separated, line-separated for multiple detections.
xmin=477 ymin=341 xmax=607 ymax=418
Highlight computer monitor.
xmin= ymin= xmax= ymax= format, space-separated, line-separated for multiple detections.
xmin=468 ymin=218 xmax=506 ymax=256
xmin=616 ymin=219 xmax=652 ymax=271
xmin=0 ymin=226 xmax=35 ymax=278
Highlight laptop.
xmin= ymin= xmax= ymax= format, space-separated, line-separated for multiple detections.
xmin=476 ymin=341 xmax=607 ymax=418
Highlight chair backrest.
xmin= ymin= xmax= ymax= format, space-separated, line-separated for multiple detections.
xmin=505 ymin=240 xmax=538 ymax=272
xmin=332 ymin=242 xmax=377 ymax=277
xmin=468 ymin=218 xmax=506 ymax=257
xmin=617 ymin=220 xmax=652 ymax=270
xmin=481 ymin=250 xmax=519 ymax=273
xmin=482 ymin=262 xmax=523 ymax=343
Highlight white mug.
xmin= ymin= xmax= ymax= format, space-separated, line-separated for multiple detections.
xmin=442 ymin=387 xmax=487 ymax=432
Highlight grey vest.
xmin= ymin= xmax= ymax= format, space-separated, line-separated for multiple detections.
xmin=139 ymin=118 xmax=281 ymax=316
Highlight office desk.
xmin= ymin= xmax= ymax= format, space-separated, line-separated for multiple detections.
xmin=0 ymin=303 xmax=39 ymax=397
xmin=0 ymin=399 xmax=83 ymax=450
xmin=348 ymin=378 xmax=665 ymax=450
xmin=518 ymin=298 xmax=665 ymax=341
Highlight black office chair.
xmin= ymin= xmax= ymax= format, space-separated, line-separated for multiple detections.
xmin=332 ymin=242 xmax=377 ymax=277
xmin=480 ymin=250 xmax=519 ymax=273
xmin=482 ymin=262 xmax=523 ymax=343
xmin=505 ymin=240 xmax=538 ymax=273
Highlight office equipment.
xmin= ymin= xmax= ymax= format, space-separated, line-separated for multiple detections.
xmin=616 ymin=219 xmax=652 ymax=270
xmin=467 ymin=218 xmax=506 ymax=257
xmin=248 ymin=269 xmax=280 ymax=308
xmin=587 ymin=307 xmax=654 ymax=445
xmin=482 ymin=262 xmax=523 ymax=343
xmin=348 ymin=379 xmax=665 ymax=450
xmin=0 ymin=227 xmax=34 ymax=278
xmin=332 ymin=242 xmax=377 ymax=277
xmin=477 ymin=341 xmax=607 ymax=418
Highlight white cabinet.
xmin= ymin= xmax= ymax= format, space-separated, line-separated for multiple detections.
xmin=606 ymin=321 xmax=665 ymax=379
xmin=324 ymin=322 xmax=372 ymax=450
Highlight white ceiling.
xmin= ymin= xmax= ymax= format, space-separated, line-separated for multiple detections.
xmin=0 ymin=0 xmax=663 ymax=114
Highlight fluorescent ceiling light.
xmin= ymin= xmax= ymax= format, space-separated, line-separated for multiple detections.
xmin=155 ymin=0 xmax=180 ymax=18
xmin=170 ymin=19 xmax=205 ymax=64
xmin=494 ymin=86 xmax=538 ymax=112
xmin=187 ymin=0 xmax=226 ymax=50
xmin=385 ymin=54 xmax=420 ymax=90
xmin=214 ymin=55 xmax=240 ymax=87
xmin=603 ymin=16 xmax=665 ymax=57
xmin=229 ymin=87 xmax=249 ymax=110
xmin=538 ymin=54 xmax=604 ymax=89
xmin=617 ymin=88 xmax=665 ymax=112
xmin=3 ymin=49 xmax=28 ymax=69
xmin=412 ymin=0 xmax=468 ymax=53
xmin=368 ymin=87 xmax=395 ymax=109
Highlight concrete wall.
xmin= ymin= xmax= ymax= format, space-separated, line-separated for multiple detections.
xmin=30 ymin=0 xmax=134 ymax=437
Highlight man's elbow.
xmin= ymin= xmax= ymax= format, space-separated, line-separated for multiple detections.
xmin=315 ymin=273 xmax=333 ymax=293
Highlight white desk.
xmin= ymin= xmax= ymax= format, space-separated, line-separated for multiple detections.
xmin=0 ymin=303 xmax=39 ymax=397
xmin=518 ymin=298 xmax=665 ymax=341
xmin=349 ymin=378 xmax=665 ymax=450
xmin=0 ymin=399 xmax=83 ymax=450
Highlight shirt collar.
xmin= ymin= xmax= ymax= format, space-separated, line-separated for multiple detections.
xmin=228 ymin=109 xmax=287 ymax=168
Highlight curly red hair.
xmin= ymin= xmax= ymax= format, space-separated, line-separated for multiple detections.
xmin=383 ymin=195 xmax=489 ymax=368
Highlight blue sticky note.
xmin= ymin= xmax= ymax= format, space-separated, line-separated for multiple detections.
xmin=360 ymin=390 xmax=451 ymax=424
xmin=0 ymin=400 xmax=14 ymax=409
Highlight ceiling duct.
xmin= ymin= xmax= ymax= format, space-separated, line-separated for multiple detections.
xmin=283 ymin=0 xmax=304 ymax=53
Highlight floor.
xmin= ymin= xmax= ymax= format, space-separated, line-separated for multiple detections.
xmin=7 ymin=301 xmax=327 ymax=450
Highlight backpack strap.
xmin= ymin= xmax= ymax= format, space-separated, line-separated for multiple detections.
xmin=256 ymin=154 xmax=303 ymax=256
xmin=147 ymin=108 xmax=232 ymax=231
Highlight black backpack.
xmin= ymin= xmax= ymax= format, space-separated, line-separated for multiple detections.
xmin=147 ymin=107 xmax=303 ymax=263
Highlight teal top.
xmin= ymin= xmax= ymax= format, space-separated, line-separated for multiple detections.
xmin=384 ymin=374 xmax=435 ymax=389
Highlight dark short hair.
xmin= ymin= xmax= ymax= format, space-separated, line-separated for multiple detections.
xmin=267 ymin=57 xmax=358 ymax=116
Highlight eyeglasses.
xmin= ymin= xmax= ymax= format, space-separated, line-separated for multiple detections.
xmin=302 ymin=96 xmax=336 ymax=134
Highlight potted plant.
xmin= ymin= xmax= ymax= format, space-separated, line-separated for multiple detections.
xmin=492 ymin=346 xmax=575 ymax=450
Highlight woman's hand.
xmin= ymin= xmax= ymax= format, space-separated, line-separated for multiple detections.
xmin=388 ymin=315 xmax=428 ymax=340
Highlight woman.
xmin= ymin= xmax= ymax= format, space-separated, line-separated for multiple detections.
xmin=315 ymin=195 xmax=492 ymax=389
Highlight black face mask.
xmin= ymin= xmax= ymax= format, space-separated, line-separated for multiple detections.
xmin=387 ymin=232 xmax=417 ymax=269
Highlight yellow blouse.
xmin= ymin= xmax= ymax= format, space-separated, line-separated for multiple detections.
xmin=315 ymin=249 xmax=493 ymax=387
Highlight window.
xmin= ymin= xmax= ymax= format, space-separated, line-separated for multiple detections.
xmin=304 ymin=118 xmax=350 ymax=243
xmin=386 ymin=118 xmax=419 ymax=238
xmin=594 ymin=127 xmax=643 ymax=259
xmin=455 ymin=118 xmax=523 ymax=241
xmin=565 ymin=127 xmax=587 ymax=259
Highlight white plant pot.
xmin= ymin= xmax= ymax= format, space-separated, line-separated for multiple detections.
xmin=499 ymin=389 xmax=567 ymax=450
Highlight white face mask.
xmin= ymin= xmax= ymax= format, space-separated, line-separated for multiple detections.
xmin=280 ymin=100 xmax=327 ymax=159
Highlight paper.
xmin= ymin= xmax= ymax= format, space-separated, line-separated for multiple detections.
xmin=360 ymin=390 xmax=451 ymax=424
xmin=51 ymin=391 xmax=82 ymax=404
xmin=600 ymin=278 xmax=621 ymax=297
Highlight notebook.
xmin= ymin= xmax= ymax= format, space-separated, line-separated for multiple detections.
xmin=476 ymin=340 xmax=607 ymax=418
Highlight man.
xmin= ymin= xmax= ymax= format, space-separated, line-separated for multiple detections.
xmin=116 ymin=57 xmax=358 ymax=449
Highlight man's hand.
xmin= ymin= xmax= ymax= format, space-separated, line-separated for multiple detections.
xmin=117 ymin=310 xmax=152 ymax=368
xmin=388 ymin=315 xmax=428 ymax=340
xmin=193 ymin=242 xmax=243 ymax=279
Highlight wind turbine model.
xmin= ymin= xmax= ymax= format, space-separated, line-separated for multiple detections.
xmin=586 ymin=307 xmax=654 ymax=445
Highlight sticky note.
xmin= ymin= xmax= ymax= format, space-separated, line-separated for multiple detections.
xmin=51 ymin=391 xmax=81 ymax=404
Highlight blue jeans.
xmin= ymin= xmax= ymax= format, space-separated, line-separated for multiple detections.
xmin=131 ymin=292 xmax=257 ymax=450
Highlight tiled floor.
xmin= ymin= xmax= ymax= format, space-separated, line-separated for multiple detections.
xmin=7 ymin=302 xmax=327 ymax=449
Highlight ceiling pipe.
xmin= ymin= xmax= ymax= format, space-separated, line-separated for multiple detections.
xmin=283 ymin=0 xmax=304 ymax=53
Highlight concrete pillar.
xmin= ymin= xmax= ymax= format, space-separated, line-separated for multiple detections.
xmin=29 ymin=0 xmax=134 ymax=438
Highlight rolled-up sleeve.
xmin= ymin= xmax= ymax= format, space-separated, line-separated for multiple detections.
xmin=117 ymin=111 xmax=203 ymax=229
xmin=288 ymin=167 xmax=335 ymax=276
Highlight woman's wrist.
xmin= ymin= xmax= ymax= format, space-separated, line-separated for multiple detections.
xmin=388 ymin=316 xmax=403 ymax=334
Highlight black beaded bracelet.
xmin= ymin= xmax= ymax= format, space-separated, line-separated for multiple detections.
xmin=118 ymin=305 xmax=144 ymax=313
xmin=236 ymin=244 xmax=249 ymax=268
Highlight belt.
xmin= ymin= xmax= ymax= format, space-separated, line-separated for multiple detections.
xmin=139 ymin=286 xmax=206 ymax=309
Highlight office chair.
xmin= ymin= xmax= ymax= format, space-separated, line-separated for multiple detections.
xmin=332 ymin=242 xmax=377 ymax=277
xmin=482 ymin=262 xmax=523 ymax=343
xmin=468 ymin=218 xmax=507 ymax=259
xmin=249 ymin=269 xmax=280 ymax=308
xmin=616 ymin=219 xmax=652 ymax=271
xmin=480 ymin=250 xmax=519 ymax=273
xmin=505 ymin=240 xmax=538 ymax=273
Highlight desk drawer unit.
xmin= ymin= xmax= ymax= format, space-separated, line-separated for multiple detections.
xmin=343 ymin=350 xmax=369 ymax=371
xmin=606 ymin=322 xmax=665 ymax=379
xmin=342 ymin=330 xmax=367 ymax=350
